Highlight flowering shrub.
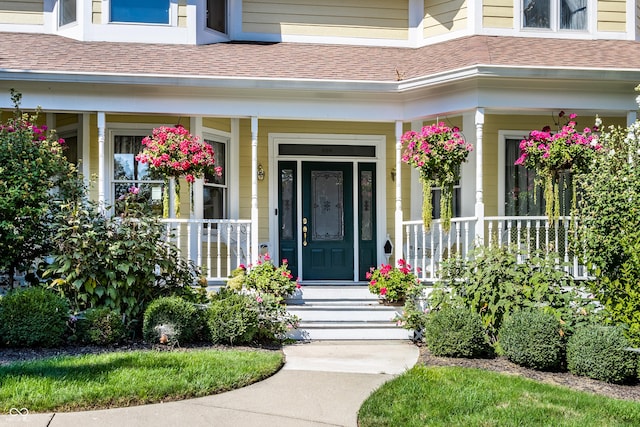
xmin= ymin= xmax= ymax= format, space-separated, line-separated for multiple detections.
xmin=401 ymin=123 xmax=472 ymax=231
xmin=135 ymin=125 xmax=221 ymax=183
xmin=367 ymin=259 xmax=418 ymax=303
xmin=516 ymin=112 xmax=602 ymax=220
xmin=227 ymin=254 xmax=300 ymax=302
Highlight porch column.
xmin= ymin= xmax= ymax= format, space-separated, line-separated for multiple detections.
xmin=251 ymin=116 xmax=259 ymax=262
xmin=394 ymin=120 xmax=404 ymax=264
xmin=190 ymin=117 xmax=204 ymax=219
xmin=97 ymin=112 xmax=106 ymax=215
xmin=474 ymin=108 xmax=485 ymax=243
xmin=81 ymin=113 xmax=91 ymax=186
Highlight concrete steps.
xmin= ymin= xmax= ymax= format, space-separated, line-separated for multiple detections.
xmin=286 ymin=284 xmax=413 ymax=341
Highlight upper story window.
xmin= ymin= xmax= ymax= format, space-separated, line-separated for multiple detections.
xmin=59 ymin=0 xmax=77 ymax=27
xmin=207 ymin=0 xmax=226 ymax=33
xmin=523 ymin=0 xmax=587 ymax=31
xmin=111 ymin=0 xmax=170 ymax=24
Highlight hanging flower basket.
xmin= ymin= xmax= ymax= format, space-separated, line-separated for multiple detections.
xmin=135 ymin=125 xmax=222 ymax=217
xmin=516 ymin=113 xmax=602 ymax=221
xmin=401 ymin=122 xmax=472 ymax=232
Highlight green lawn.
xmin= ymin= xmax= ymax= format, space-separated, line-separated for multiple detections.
xmin=0 ymin=348 xmax=283 ymax=412
xmin=359 ymin=366 xmax=640 ymax=427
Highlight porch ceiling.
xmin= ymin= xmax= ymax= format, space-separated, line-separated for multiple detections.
xmin=1 ymin=32 xmax=639 ymax=120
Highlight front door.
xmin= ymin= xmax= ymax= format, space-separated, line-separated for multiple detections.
xmin=302 ymin=162 xmax=354 ymax=280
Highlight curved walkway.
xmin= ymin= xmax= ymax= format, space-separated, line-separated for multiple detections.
xmin=2 ymin=341 xmax=419 ymax=427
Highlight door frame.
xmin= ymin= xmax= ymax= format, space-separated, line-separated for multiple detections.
xmin=268 ymin=133 xmax=387 ymax=282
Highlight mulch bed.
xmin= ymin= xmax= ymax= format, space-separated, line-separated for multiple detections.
xmin=418 ymin=344 xmax=640 ymax=402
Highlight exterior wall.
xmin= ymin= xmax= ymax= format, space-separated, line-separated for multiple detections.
xmin=0 ymin=0 xmax=42 ymax=25
xmin=92 ymin=0 xmax=101 ymax=25
xmin=482 ymin=0 xmax=513 ymax=29
xmin=178 ymin=0 xmax=187 ymax=28
xmin=203 ymin=117 xmax=231 ymax=133
xmin=55 ymin=113 xmax=78 ymax=128
xmin=242 ymin=0 xmax=409 ymax=40
xmin=598 ymin=0 xmax=628 ymax=32
xmin=424 ymin=0 xmax=468 ymax=38
xmin=482 ymin=113 xmax=627 ymax=216
xmin=637 ymin=0 xmax=640 ymax=36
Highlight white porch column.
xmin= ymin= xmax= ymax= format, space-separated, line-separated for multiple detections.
xmin=251 ymin=116 xmax=259 ymax=262
xmin=394 ymin=120 xmax=404 ymax=264
xmin=81 ymin=113 xmax=91 ymax=185
xmin=97 ymin=112 xmax=106 ymax=215
xmin=474 ymin=108 xmax=485 ymax=243
xmin=410 ymin=120 xmax=422 ymax=219
xmin=190 ymin=117 xmax=204 ymax=219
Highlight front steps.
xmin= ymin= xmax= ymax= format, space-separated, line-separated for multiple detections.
xmin=286 ymin=284 xmax=413 ymax=340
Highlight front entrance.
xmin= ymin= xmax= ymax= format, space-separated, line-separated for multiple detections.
xmin=278 ymin=160 xmax=377 ymax=281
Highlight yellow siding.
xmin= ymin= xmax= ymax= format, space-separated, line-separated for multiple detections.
xmin=243 ymin=0 xmax=409 ymax=40
xmin=483 ymin=0 xmax=513 ymax=29
xmin=598 ymin=0 xmax=627 ymax=32
xmin=424 ymin=0 xmax=468 ymax=38
xmin=203 ymin=117 xmax=231 ymax=132
xmin=178 ymin=0 xmax=187 ymax=27
xmin=637 ymin=0 xmax=640 ymax=34
xmin=55 ymin=113 xmax=78 ymax=128
xmin=0 ymin=0 xmax=42 ymax=25
xmin=92 ymin=0 xmax=101 ymax=25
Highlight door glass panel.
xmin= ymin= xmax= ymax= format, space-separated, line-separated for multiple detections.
xmin=311 ymin=171 xmax=344 ymax=241
xmin=360 ymin=170 xmax=373 ymax=241
xmin=281 ymin=168 xmax=294 ymax=240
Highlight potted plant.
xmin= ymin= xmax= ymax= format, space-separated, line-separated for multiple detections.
xmin=401 ymin=122 xmax=472 ymax=232
xmin=135 ymin=125 xmax=222 ymax=217
xmin=516 ymin=112 xmax=602 ymax=221
xmin=367 ymin=259 xmax=418 ymax=304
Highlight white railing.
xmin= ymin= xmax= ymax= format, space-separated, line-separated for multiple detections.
xmin=159 ymin=219 xmax=253 ymax=281
xmin=402 ymin=216 xmax=590 ymax=282
xmin=402 ymin=217 xmax=477 ymax=282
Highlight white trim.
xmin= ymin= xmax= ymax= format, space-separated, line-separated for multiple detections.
xmin=229 ymin=118 xmax=240 ymax=219
xmin=81 ymin=113 xmax=91 ymax=184
xmin=268 ymin=133 xmax=387 ymax=281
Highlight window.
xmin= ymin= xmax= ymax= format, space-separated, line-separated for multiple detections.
xmin=522 ymin=0 xmax=587 ymax=31
xmin=203 ymin=138 xmax=227 ymax=219
xmin=206 ymin=0 xmax=226 ymax=33
xmin=59 ymin=0 xmax=76 ymax=26
xmin=111 ymin=0 xmax=170 ymax=24
xmin=113 ymin=134 xmax=164 ymax=215
xmin=505 ymin=138 xmax=572 ymax=216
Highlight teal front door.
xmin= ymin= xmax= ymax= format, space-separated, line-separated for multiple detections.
xmin=301 ymin=162 xmax=354 ymax=280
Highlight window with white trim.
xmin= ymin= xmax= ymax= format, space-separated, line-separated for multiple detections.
xmin=59 ymin=0 xmax=76 ymax=27
xmin=111 ymin=0 xmax=170 ymax=24
xmin=112 ymin=133 xmax=164 ymax=215
xmin=522 ymin=0 xmax=588 ymax=31
xmin=206 ymin=0 xmax=227 ymax=33
xmin=203 ymin=137 xmax=227 ymax=219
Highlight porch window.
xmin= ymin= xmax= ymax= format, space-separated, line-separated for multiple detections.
xmin=59 ymin=0 xmax=76 ymax=26
xmin=113 ymin=134 xmax=164 ymax=215
xmin=111 ymin=0 xmax=170 ymax=24
xmin=203 ymin=137 xmax=227 ymax=219
xmin=522 ymin=0 xmax=587 ymax=31
xmin=206 ymin=0 xmax=226 ymax=33
xmin=505 ymin=138 xmax=572 ymax=216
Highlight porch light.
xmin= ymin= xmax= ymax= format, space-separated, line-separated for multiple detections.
xmin=390 ymin=167 xmax=396 ymax=182
xmin=257 ymin=164 xmax=265 ymax=181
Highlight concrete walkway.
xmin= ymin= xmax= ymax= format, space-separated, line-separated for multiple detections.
xmin=1 ymin=341 xmax=419 ymax=427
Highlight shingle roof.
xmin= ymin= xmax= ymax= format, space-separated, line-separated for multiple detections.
xmin=1 ymin=32 xmax=639 ymax=82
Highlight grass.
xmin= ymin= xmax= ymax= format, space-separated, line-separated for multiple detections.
xmin=0 ymin=348 xmax=283 ymax=413
xmin=358 ymin=366 xmax=640 ymax=427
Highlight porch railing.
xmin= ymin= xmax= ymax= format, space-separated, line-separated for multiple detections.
xmin=402 ymin=216 xmax=590 ymax=282
xmin=159 ymin=219 xmax=254 ymax=281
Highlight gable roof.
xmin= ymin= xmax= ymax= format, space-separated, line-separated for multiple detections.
xmin=1 ymin=32 xmax=639 ymax=85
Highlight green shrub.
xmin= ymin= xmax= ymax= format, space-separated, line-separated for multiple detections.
xmin=567 ymin=324 xmax=637 ymax=384
xmin=143 ymin=297 xmax=202 ymax=345
xmin=75 ymin=307 xmax=127 ymax=346
xmin=0 ymin=286 xmax=69 ymax=347
xmin=207 ymin=289 xmax=259 ymax=345
xmin=424 ymin=307 xmax=492 ymax=358
xmin=242 ymin=255 xmax=299 ymax=301
xmin=499 ymin=309 xmax=565 ymax=371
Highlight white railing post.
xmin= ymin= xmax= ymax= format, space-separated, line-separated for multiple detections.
xmin=474 ymin=108 xmax=485 ymax=244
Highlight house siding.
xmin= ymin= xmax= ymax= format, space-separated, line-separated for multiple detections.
xmin=424 ymin=0 xmax=468 ymax=38
xmin=0 ymin=0 xmax=42 ymax=25
xmin=178 ymin=0 xmax=187 ymax=28
xmin=92 ymin=0 xmax=101 ymax=25
xmin=598 ymin=0 xmax=627 ymax=32
xmin=242 ymin=0 xmax=409 ymax=40
xmin=482 ymin=0 xmax=513 ymax=29
xmin=55 ymin=113 xmax=79 ymax=128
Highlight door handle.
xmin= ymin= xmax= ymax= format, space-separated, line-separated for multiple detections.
xmin=303 ymin=217 xmax=308 ymax=246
